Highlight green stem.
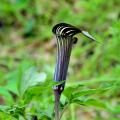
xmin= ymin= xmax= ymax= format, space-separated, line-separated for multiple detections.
xmin=59 ymin=103 xmax=70 ymax=120
xmin=71 ymin=104 xmax=75 ymax=120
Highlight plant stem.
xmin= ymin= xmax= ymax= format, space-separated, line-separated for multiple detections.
xmin=54 ymin=90 xmax=61 ymax=120
xmin=59 ymin=103 xmax=70 ymax=120
xmin=71 ymin=104 xmax=75 ymax=120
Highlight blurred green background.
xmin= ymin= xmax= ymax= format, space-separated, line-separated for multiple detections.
xmin=0 ymin=0 xmax=120 ymax=120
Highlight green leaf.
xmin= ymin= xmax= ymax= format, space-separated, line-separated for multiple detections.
xmin=0 ymin=105 xmax=11 ymax=113
xmin=106 ymin=103 xmax=120 ymax=114
xmin=71 ymin=98 xmax=106 ymax=109
xmin=18 ymin=67 xmax=47 ymax=96
xmin=0 ymin=87 xmax=14 ymax=104
xmin=71 ymin=87 xmax=110 ymax=98
xmin=84 ymin=99 xmax=106 ymax=108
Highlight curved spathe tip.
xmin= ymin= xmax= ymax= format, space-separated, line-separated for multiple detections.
xmin=52 ymin=23 xmax=99 ymax=43
xmin=52 ymin=23 xmax=81 ymax=37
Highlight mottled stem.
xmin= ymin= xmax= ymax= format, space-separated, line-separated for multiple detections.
xmin=54 ymin=90 xmax=61 ymax=120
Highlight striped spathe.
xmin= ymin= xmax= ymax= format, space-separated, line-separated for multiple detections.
xmin=53 ymin=23 xmax=81 ymax=92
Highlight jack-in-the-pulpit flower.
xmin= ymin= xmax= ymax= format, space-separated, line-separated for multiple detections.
xmin=52 ymin=23 xmax=96 ymax=120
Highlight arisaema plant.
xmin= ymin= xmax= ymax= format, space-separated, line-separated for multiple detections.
xmin=52 ymin=23 xmax=98 ymax=120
